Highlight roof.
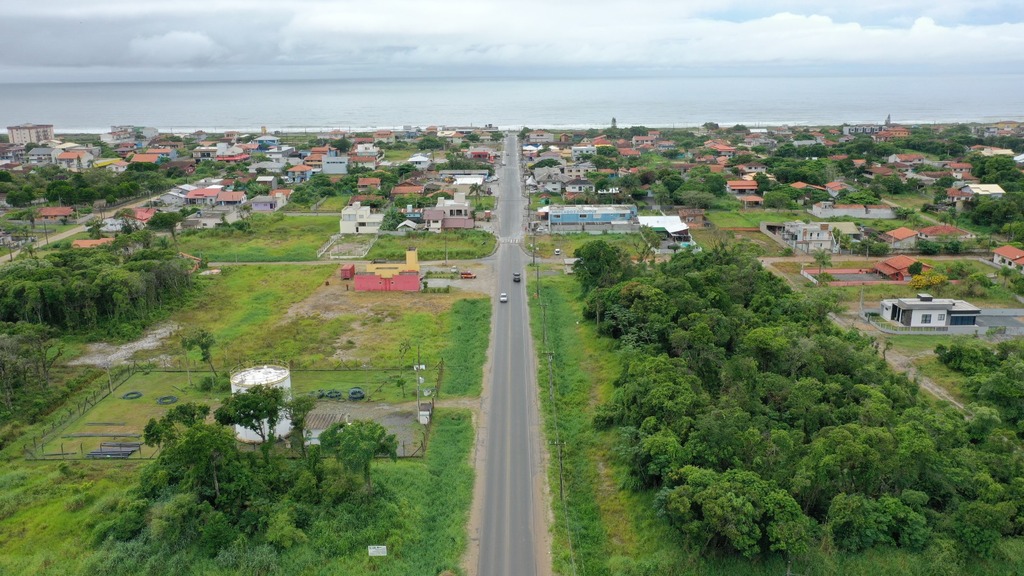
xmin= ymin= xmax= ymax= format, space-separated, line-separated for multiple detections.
xmin=882 ymin=227 xmax=918 ymax=241
xmin=57 ymin=151 xmax=85 ymax=160
xmin=349 ymin=155 xmax=377 ymax=163
xmin=877 ymin=255 xmax=923 ymax=272
xmin=727 ymin=180 xmax=759 ymax=188
xmin=738 ymin=195 xmax=764 ymax=202
xmin=132 ymin=208 xmax=157 ymax=222
xmin=216 ymin=191 xmax=246 ymax=202
xmin=130 ymin=153 xmax=160 ymax=163
xmin=72 ymin=238 xmax=114 ymax=248
xmin=38 ymin=206 xmax=74 ymax=217
xmin=994 ymin=245 xmax=1024 ymax=261
xmin=271 ymin=188 xmax=292 ymax=198
xmin=287 ymin=164 xmax=313 ymax=171
xmin=637 ymin=215 xmax=689 ymax=234
xmin=185 ymin=188 xmax=221 ymax=199
xmin=358 ymin=177 xmax=381 ymax=186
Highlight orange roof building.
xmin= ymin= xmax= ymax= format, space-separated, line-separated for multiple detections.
xmin=874 ymin=255 xmax=931 ymax=281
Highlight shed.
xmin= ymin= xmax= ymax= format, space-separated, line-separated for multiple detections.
xmin=339 ymin=264 xmax=356 ymax=279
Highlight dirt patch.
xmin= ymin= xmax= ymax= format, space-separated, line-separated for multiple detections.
xmin=308 ymin=399 xmax=426 ymax=456
xmin=68 ymin=322 xmax=180 ymax=367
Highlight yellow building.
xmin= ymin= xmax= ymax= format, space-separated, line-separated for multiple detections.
xmin=366 ymin=248 xmax=419 ymax=279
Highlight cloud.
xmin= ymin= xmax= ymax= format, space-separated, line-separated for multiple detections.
xmin=128 ymin=31 xmax=226 ymax=66
xmin=1 ymin=1 xmax=1023 ymax=81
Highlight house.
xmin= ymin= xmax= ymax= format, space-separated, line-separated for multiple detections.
xmin=637 ymin=215 xmax=694 ymax=246
xmin=0 ymin=143 xmax=25 ymax=164
xmin=56 ymin=150 xmax=94 ymax=171
xmin=880 ymin=294 xmax=979 ymax=328
xmin=357 ymin=177 xmax=382 ymax=192
xmin=407 ymin=154 xmax=431 ymax=170
xmin=738 ymin=195 xmax=764 ymax=208
xmin=285 ymin=164 xmax=314 ymax=183
xmin=809 ymin=202 xmax=895 ymax=219
xmin=917 ymin=225 xmax=975 ymax=242
xmin=423 ymin=192 xmax=474 ymax=231
xmin=38 ymin=206 xmax=74 ymax=221
xmin=349 ymin=155 xmax=378 ymax=170
xmin=964 ymin=184 xmax=1006 ymax=199
xmin=132 ymin=208 xmax=157 ymax=225
xmin=526 ymin=131 xmax=554 ymax=144
xmin=993 ymin=245 xmax=1024 ymax=271
xmin=254 ymin=134 xmax=281 ymax=149
xmin=565 ymin=179 xmax=595 ymax=193
xmin=736 ymin=163 xmax=767 ymax=175
xmin=26 ymin=147 xmax=56 ymax=165
xmin=842 ymin=124 xmax=884 ymax=136
xmin=392 ymin=183 xmax=425 ymax=197
xmin=130 ymin=153 xmax=161 ymax=165
xmin=185 ymin=187 xmax=222 ymax=206
xmin=373 ymin=130 xmax=395 ymax=144
xmin=216 ymin=190 xmax=247 ymax=207
xmin=824 ymin=181 xmax=853 ymax=198
xmin=678 ymin=208 xmax=711 ymax=228
xmin=105 ymin=160 xmax=130 ymax=174
xmin=564 ymin=162 xmax=595 ymax=180
xmin=887 ymin=153 xmax=925 ymax=165
xmin=147 ymin=147 xmax=176 ymax=161
xmin=321 ymin=155 xmax=349 ymax=175
xmin=726 ymin=180 xmax=759 ymax=194
xmin=880 ymin=226 xmax=919 ymax=249
xmin=947 ymin=162 xmax=972 ymax=178
xmin=161 ymin=159 xmax=196 ymax=175
xmin=780 ymin=222 xmax=836 ymax=253
xmin=181 ymin=208 xmax=242 ymax=229
xmin=339 ymin=202 xmax=384 ymax=234
xmin=571 ymin=145 xmax=596 ymax=160
xmin=873 ymin=255 xmax=931 ymax=281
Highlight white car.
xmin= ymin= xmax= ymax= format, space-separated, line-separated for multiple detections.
xmin=499 ymin=293 xmax=508 ymax=303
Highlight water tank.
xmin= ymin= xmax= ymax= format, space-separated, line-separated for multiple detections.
xmin=229 ymin=364 xmax=293 ymax=443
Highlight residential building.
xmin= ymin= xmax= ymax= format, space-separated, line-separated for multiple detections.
xmin=964 ymin=184 xmax=1006 ymax=199
xmin=285 ymin=164 xmax=314 ymax=183
xmin=37 ymin=206 xmax=74 ymax=222
xmin=565 ymin=179 xmax=594 ymax=193
xmin=842 ymin=124 xmax=884 ymax=136
xmin=254 ymin=134 xmax=281 ymax=149
xmin=678 ymin=208 xmax=710 ymax=228
xmin=637 ymin=215 xmax=694 ymax=246
xmin=993 ymin=245 xmax=1024 ymax=271
xmin=571 ymin=145 xmax=596 ymax=160
xmin=321 ymin=155 xmax=349 ymax=175
xmin=407 ymin=154 xmax=431 ymax=170
xmin=726 ymin=180 xmax=759 ymax=194
xmin=184 ymin=187 xmax=222 ymax=206
xmin=56 ymin=150 xmax=94 ymax=172
xmin=423 ymin=192 xmax=474 ymax=231
xmin=873 ymin=255 xmax=931 ymax=281
xmin=879 ymin=227 xmax=919 ymax=249
xmin=216 ymin=190 xmax=247 ymax=207
xmin=0 ymin=143 xmax=25 ymax=164
xmin=780 ymin=222 xmax=837 ymax=253
xmin=26 ymin=147 xmax=56 ymax=165
xmin=526 ymin=131 xmax=554 ymax=144
xmin=879 ymin=294 xmax=979 ymax=328
xmin=7 ymin=123 xmax=54 ymax=145
xmin=349 ymin=155 xmax=378 ymax=170
xmin=339 ymin=202 xmax=384 ymax=234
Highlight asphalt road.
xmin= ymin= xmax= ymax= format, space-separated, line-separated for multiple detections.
xmin=478 ymin=134 xmax=548 ymax=576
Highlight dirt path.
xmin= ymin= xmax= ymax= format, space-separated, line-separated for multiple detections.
xmin=67 ymin=321 xmax=180 ymax=367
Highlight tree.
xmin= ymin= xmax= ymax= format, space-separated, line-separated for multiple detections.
xmin=214 ymin=384 xmax=286 ymax=460
xmin=148 ymin=211 xmax=185 ymax=244
xmin=319 ymin=420 xmax=398 ymax=495
xmin=182 ymin=328 xmax=217 ymax=376
xmin=573 ymin=240 xmax=630 ymax=293
xmin=812 ymin=249 xmax=832 ymax=274
xmin=285 ymin=395 xmax=318 ymax=456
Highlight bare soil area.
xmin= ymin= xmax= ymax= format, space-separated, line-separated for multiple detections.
xmin=68 ymin=322 xmax=180 ymax=367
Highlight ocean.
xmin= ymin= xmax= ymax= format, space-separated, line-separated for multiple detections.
xmin=1 ymin=75 xmax=1022 ymax=134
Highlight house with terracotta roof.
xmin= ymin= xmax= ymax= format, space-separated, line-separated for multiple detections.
xmin=887 ymin=153 xmax=925 ymax=165
xmin=357 ymin=177 xmax=382 ymax=191
xmin=147 ymin=147 xmax=176 ymax=160
xmin=873 ymin=255 xmax=931 ymax=281
xmin=993 ymin=245 xmax=1024 ymax=272
xmin=56 ymin=150 xmax=94 ymax=172
xmin=917 ymin=225 xmax=975 ymax=242
xmin=392 ymin=183 xmax=425 ymax=197
xmin=873 ymin=126 xmax=910 ymax=142
xmin=38 ymin=206 xmax=75 ymax=221
xmin=824 ymin=181 xmax=854 ymax=198
xmin=216 ymin=190 xmax=246 ymax=207
xmin=725 ymin=180 xmax=759 ymax=194
xmin=72 ymin=238 xmax=115 ymax=249
xmin=285 ymin=164 xmax=314 ymax=183
xmin=880 ymin=226 xmax=919 ymax=250
xmin=130 ymin=153 xmax=161 ymax=164
xmin=132 ymin=208 xmax=157 ymax=224
xmin=349 ymin=155 xmax=378 ymax=170
xmin=738 ymin=195 xmax=763 ymax=208
xmin=185 ymin=187 xmax=222 ymax=206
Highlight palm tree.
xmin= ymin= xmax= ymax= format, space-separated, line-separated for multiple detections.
xmin=468 ymin=183 xmax=483 ymax=209
xmin=812 ymin=249 xmax=832 ymax=275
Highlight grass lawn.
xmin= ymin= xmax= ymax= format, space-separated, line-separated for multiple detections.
xmin=470 ymin=196 xmax=496 ymax=211
xmin=881 ymin=193 xmax=933 ymax=210
xmin=707 ymin=209 xmax=813 ymax=228
xmin=283 ymin=195 xmax=350 ymax=213
xmin=367 ymin=229 xmax=496 ymax=260
xmin=527 ymin=232 xmax=641 ymax=259
xmin=176 ymin=213 xmax=338 ymax=261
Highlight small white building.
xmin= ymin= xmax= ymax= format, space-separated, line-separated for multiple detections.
xmin=321 ymin=155 xmax=350 ymax=175
xmin=340 ymin=202 xmax=384 ymax=234
xmin=408 ymin=153 xmax=432 ymax=170
xmin=879 ymin=294 xmax=980 ymax=328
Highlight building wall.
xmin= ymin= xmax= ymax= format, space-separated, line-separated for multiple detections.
xmin=354 ymin=273 xmax=421 ymax=292
xmin=8 ymin=124 xmax=54 ymax=145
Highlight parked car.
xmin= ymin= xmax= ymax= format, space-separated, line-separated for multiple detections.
xmin=554 ymin=249 xmax=561 ymax=256
xmin=499 ymin=293 xmax=508 ymax=303
xmin=460 ymin=271 xmax=477 ymax=279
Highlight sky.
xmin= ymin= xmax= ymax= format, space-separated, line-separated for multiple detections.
xmin=3 ymin=0 xmax=1024 ymax=83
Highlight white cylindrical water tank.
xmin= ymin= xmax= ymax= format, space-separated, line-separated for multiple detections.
xmin=229 ymin=364 xmax=293 ymax=443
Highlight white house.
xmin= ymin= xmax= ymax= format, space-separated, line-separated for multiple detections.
xmin=408 ymin=154 xmax=432 ymax=170
xmin=321 ymin=155 xmax=350 ymax=175
xmin=879 ymin=294 xmax=980 ymax=328
xmin=339 ymin=202 xmax=384 ymax=234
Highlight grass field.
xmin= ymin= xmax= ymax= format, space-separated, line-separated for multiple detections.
xmin=176 ymin=214 xmax=339 ymax=262
xmin=283 ymin=196 xmax=350 ymax=213
xmin=707 ymin=209 xmax=813 ymax=228
xmin=527 ymin=232 xmax=641 ymax=259
xmin=366 ymin=229 xmax=496 ymax=260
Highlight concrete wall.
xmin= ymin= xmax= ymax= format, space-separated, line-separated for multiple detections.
xmin=354 ymin=273 xmax=421 ymax=292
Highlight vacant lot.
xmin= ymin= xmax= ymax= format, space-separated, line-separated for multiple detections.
xmin=707 ymin=209 xmax=812 ymax=228
xmin=528 ymin=232 xmax=641 ymax=259
xmin=176 ymin=213 xmax=338 ymax=261
xmin=367 ymin=229 xmax=496 ymax=260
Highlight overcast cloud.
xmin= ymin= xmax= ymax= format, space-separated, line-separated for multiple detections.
xmin=2 ymin=0 xmax=1023 ymax=82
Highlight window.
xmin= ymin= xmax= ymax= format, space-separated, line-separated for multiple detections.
xmin=921 ymin=314 xmax=932 ymax=324
xmin=938 ymin=314 xmax=946 ymax=322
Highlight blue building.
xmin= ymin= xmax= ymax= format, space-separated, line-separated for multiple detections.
xmin=546 ymin=204 xmax=638 ymax=233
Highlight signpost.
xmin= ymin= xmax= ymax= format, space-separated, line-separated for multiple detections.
xmin=368 ymin=545 xmax=387 ymax=557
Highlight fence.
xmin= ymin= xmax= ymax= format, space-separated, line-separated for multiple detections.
xmin=24 ymin=363 xmax=141 ymax=460
xmin=316 ymin=234 xmax=342 ymax=258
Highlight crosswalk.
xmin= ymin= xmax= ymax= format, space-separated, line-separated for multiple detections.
xmin=500 ymin=236 xmax=524 ymax=244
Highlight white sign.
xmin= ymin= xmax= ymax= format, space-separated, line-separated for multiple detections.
xmin=368 ymin=545 xmax=387 ymax=557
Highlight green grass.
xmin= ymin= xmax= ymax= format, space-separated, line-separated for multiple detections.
xmin=176 ymin=214 xmax=339 ymax=261
xmin=527 ymin=232 xmax=640 ymax=259
xmin=367 ymin=230 xmax=496 ymax=261
xmin=438 ymin=298 xmax=491 ymax=396
xmin=707 ymin=209 xmax=814 ymax=228
xmin=283 ymin=196 xmax=350 ymax=213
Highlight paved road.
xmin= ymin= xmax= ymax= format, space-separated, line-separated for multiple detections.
xmin=478 ymin=134 xmax=548 ymax=576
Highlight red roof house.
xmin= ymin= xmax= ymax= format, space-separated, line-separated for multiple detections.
xmin=874 ymin=255 xmax=931 ymax=281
